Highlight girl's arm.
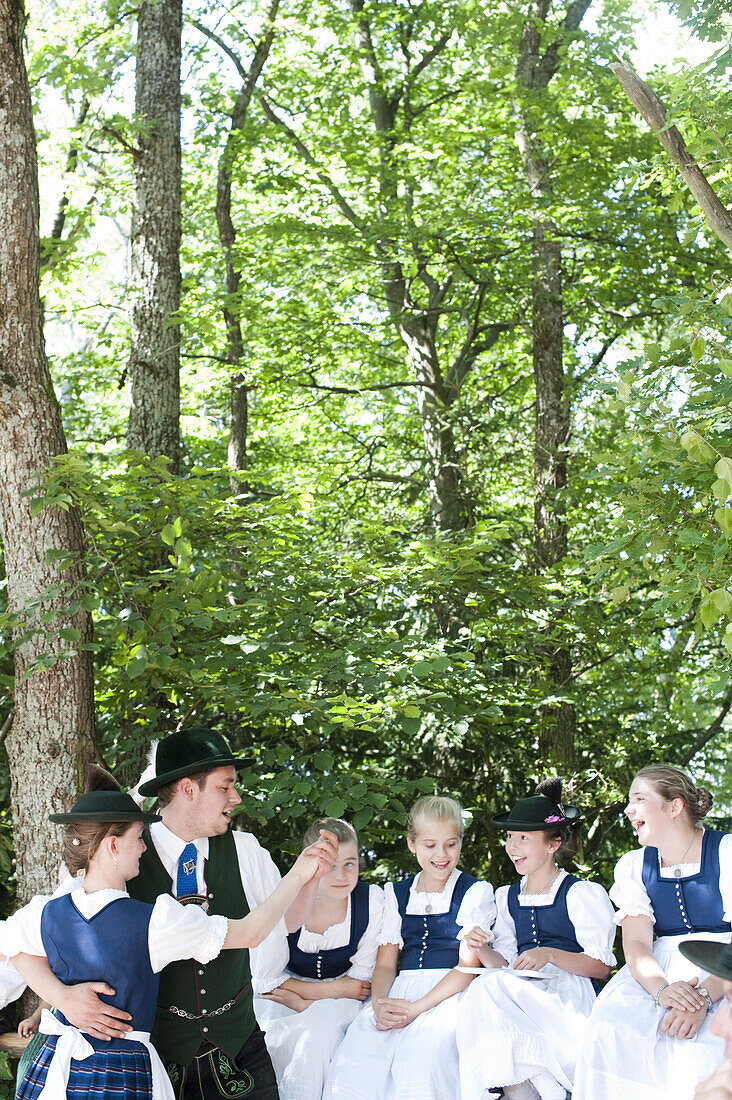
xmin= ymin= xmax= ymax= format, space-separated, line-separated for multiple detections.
xmin=265 ymin=975 xmax=370 ymax=1002
xmin=464 ymin=925 xmax=508 ymax=969
xmin=621 ymin=915 xmax=705 ymax=1011
xmin=513 ymin=946 xmax=609 ymax=978
xmin=378 ymin=937 xmax=478 ymax=1027
xmin=371 ymin=943 xmax=402 ymax=1030
xmin=224 ymin=833 xmax=337 ymax=950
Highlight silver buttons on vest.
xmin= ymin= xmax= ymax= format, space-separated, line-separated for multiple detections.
xmin=418 ymin=917 xmax=429 ymax=967
xmin=675 ymin=881 xmax=693 ymax=931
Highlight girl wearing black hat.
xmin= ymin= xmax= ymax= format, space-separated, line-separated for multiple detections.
xmin=457 ymin=778 xmax=616 ymax=1100
xmin=574 ymin=764 xmax=731 ymax=1100
xmin=3 ymin=767 xmax=336 ymax=1100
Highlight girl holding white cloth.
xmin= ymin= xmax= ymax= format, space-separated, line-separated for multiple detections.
xmin=457 ymin=778 xmax=615 ymax=1100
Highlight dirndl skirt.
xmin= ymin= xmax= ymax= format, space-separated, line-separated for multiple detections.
xmin=17 ymin=1033 xmax=154 ymax=1100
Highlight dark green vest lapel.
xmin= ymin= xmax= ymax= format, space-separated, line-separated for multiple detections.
xmin=128 ymin=827 xmax=255 ymax=1065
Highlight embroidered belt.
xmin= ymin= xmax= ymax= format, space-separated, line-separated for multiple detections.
xmin=166 ymin=998 xmax=237 ymax=1020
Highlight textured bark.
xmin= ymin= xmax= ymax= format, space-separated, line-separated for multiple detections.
xmin=0 ymin=0 xmax=96 ymax=901
xmin=201 ymin=0 xmax=279 ymax=495
xmin=128 ymin=0 xmax=182 ymax=471
xmin=514 ymin=0 xmax=591 ymax=768
xmin=610 ymin=60 xmax=732 ymax=254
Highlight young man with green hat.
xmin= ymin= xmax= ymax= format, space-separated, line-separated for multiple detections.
xmin=16 ymin=728 xmax=327 ymax=1100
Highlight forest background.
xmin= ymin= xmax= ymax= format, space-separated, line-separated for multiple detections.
xmin=0 ymin=0 xmax=731 ymax=921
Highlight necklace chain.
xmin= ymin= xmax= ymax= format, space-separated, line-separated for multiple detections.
xmin=662 ymin=830 xmax=699 ymax=870
xmin=522 ymin=866 xmax=560 ymax=896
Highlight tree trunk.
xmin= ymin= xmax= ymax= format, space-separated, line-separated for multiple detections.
xmin=128 ymin=0 xmax=182 ymax=471
xmin=209 ymin=0 xmax=280 ymax=496
xmin=514 ymin=0 xmax=591 ymax=768
xmin=0 ymin=0 xmax=97 ymax=901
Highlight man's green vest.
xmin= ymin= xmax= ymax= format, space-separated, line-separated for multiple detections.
xmin=128 ymin=828 xmax=255 ymax=1066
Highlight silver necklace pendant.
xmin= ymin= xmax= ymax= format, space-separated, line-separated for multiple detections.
xmin=673 ymin=866 xmax=682 ymax=879
xmin=425 ymin=903 xmax=433 ymax=913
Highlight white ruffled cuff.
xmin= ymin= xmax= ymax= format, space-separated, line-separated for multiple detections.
xmin=614 ymin=906 xmax=655 ymax=926
xmin=253 ymin=970 xmax=288 ymax=997
xmin=581 ymin=944 xmax=616 ymax=966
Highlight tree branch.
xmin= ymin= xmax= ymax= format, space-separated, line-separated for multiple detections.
xmin=188 ymin=18 xmax=249 ymax=82
xmin=609 ymin=60 xmax=732 ymax=253
xmin=408 ymin=30 xmax=452 ymax=84
xmin=257 ymin=95 xmax=369 ymax=234
xmin=679 ymin=682 xmax=732 ymax=766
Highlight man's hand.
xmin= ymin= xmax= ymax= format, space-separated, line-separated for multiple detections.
xmin=58 ymin=983 xmax=133 ymax=1041
xmin=291 ymin=830 xmax=338 ymax=884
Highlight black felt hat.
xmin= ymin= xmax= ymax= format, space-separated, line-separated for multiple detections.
xmin=137 ymin=727 xmax=247 ymax=797
xmin=492 ymin=794 xmax=581 ymax=831
xmin=679 ymin=939 xmax=732 ymax=981
xmin=50 ymin=790 xmax=160 ymax=823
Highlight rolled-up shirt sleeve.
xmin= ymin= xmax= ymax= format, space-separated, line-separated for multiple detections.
xmin=3 ymin=896 xmax=49 ymax=957
xmin=148 ymin=895 xmax=228 ymax=973
xmin=233 ymin=831 xmax=289 ymax=995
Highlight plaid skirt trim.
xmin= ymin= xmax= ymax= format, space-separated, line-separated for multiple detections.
xmin=18 ymin=1034 xmax=154 ymax=1100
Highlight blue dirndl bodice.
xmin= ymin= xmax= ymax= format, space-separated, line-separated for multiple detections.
xmin=641 ymin=829 xmax=731 ymax=936
xmin=393 ymin=871 xmax=477 ymax=971
xmin=287 ymin=880 xmax=371 ymax=979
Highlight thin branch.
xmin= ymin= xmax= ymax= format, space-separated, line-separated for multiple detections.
xmin=609 ymin=60 xmax=732 ymax=253
xmin=679 ymin=682 xmax=732 ymax=766
xmin=408 ymin=31 xmax=452 ymax=84
xmin=188 ymin=18 xmax=249 ymax=82
xmin=294 ymin=372 xmax=437 ymax=395
xmin=258 ymin=95 xmax=369 ymax=234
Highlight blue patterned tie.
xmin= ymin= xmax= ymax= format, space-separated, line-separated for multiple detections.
xmin=176 ymin=842 xmax=198 ymax=897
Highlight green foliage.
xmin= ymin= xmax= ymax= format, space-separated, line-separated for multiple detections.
xmin=1 ymin=0 xmax=731 ymax=897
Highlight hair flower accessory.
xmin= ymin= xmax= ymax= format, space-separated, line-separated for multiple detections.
xmin=544 ymin=815 xmax=562 ymax=823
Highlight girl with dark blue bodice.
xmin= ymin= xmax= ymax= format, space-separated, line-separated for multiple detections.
xmin=457 ymin=778 xmax=616 ymax=1100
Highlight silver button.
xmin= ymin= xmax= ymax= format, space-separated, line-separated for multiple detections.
xmin=202 ymin=1027 xmax=209 ymax=1033
xmin=198 ymin=969 xmax=204 ymax=976
xmin=201 ymin=1009 xmax=207 ymax=1015
xmin=200 ymin=989 xmax=206 ymax=995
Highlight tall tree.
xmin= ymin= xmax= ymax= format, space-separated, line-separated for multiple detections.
xmin=0 ymin=0 xmax=96 ymax=900
xmin=127 ymin=0 xmax=182 ymax=470
xmin=512 ymin=0 xmax=591 ymax=768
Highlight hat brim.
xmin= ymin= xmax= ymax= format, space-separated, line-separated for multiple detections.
xmin=49 ymin=810 xmax=161 ymax=823
xmin=679 ymin=939 xmax=732 ymax=981
xmin=492 ymin=807 xmax=581 ymax=830
xmin=137 ymin=754 xmax=248 ymax=797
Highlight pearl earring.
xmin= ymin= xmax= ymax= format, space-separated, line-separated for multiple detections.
xmin=113 ymin=854 xmax=119 ymax=871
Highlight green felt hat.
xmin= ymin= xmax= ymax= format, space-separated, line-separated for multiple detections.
xmin=679 ymin=938 xmax=732 ymax=981
xmin=492 ymin=794 xmax=581 ymax=831
xmin=49 ymin=790 xmax=160 ymax=824
xmin=137 ymin=727 xmax=247 ymax=797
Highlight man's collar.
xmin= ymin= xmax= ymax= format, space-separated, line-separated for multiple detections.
xmin=150 ymin=819 xmax=210 ymax=861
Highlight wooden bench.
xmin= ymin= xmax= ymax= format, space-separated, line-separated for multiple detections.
xmin=0 ymin=1031 xmax=29 ymax=1056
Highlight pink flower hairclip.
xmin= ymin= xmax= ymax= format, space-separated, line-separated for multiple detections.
xmin=544 ymin=815 xmax=562 ymax=823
